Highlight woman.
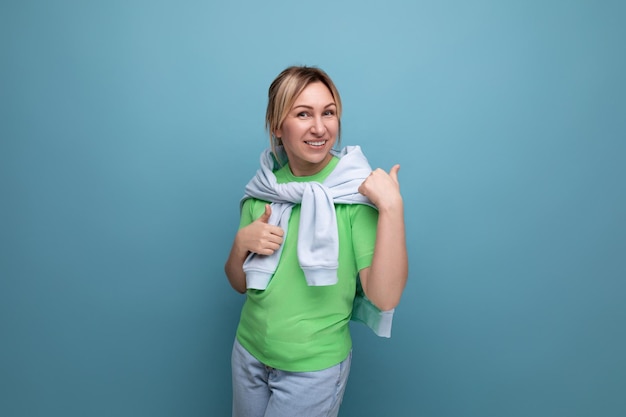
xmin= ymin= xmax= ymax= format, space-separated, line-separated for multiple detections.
xmin=225 ymin=65 xmax=408 ymax=417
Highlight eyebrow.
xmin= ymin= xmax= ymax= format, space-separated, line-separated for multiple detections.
xmin=292 ymin=103 xmax=336 ymax=110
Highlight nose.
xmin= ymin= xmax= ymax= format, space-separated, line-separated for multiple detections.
xmin=310 ymin=116 xmax=326 ymax=137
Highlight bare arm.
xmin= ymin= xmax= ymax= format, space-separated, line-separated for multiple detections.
xmin=224 ymin=204 xmax=284 ymax=293
xmin=357 ymin=165 xmax=408 ymax=311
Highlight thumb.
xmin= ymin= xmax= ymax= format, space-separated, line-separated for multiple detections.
xmin=389 ymin=164 xmax=401 ymax=183
xmin=258 ymin=204 xmax=272 ymax=223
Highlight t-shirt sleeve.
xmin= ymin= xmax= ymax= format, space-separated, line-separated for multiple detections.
xmin=239 ymin=198 xmax=268 ymax=229
xmin=351 ymin=204 xmax=379 ymax=271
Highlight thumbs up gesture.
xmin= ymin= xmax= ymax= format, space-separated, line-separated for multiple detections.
xmin=358 ymin=165 xmax=403 ymax=212
xmin=237 ymin=204 xmax=285 ymax=256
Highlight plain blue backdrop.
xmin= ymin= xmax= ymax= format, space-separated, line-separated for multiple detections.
xmin=1 ymin=1 xmax=624 ymax=416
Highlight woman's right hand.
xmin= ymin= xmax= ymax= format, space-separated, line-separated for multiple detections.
xmin=225 ymin=204 xmax=284 ymax=293
xmin=236 ymin=204 xmax=284 ymax=256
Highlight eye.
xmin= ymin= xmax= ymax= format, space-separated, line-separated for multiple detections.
xmin=297 ymin=111 xmax=310 ymax=118
xmin=323 ymin=109 xmax=336 ymax=117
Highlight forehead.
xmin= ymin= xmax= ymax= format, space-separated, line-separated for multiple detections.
xmin=292 ymin=82 xmax=335 ymax=105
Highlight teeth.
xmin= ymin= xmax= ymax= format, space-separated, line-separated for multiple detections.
xmin=306 ymin=141 xmax=326 ymax=146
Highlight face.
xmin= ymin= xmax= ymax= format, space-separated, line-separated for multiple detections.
xmin=275 ymin=82 xmax=339 ymax=176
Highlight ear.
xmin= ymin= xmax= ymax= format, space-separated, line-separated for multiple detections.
xmin=274 ymin=128 xmax=282 ymax=139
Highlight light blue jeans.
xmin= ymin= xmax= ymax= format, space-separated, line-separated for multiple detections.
xmin=231 ymin=338 xmax=352 ymax=417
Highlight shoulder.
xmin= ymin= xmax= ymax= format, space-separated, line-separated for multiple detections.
xmin=240 ymin=198 xmax=270 ymax=223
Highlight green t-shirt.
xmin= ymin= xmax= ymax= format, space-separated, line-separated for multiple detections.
xmin=235 ymin=156 xmax=379 ymax=372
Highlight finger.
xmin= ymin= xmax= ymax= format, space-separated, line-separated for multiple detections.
xmin=270 ymin=226 xmax=284 ymax=237
xmin=259 ymin=237 xmax=283 ymax=255
xmin=267 ymin=232 xmax=284 ymax=244
xmin=258 ymin=204 xmax=272 ymax=223
xmin=389 ymin=164 xmax=400 ymax=183
xmin=256 ymin=247 xmax=275 ymax=256
xmin=358 ymin=180 xmax=367 ymax=196
xmin=268 ymin=239 xmax=282 ymax=250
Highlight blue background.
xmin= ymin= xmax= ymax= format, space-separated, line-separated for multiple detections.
xmin=1 ymin=1 xmax=625 ymax=416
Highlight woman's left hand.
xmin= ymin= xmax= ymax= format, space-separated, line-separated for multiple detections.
xmin=358 ymin=164 xmax=403 ymax=211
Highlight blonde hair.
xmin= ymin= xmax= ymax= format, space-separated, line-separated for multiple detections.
xmin=265 ymin=66 xmax=342 ymax=159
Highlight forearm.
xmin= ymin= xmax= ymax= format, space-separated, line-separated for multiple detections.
xmin=362 ymin=203 xmax=408 ymax=311
xmin=224 ymin=239 xmax=249 ymax=294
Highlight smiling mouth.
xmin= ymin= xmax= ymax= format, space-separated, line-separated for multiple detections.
xmin=305 ymin=140 xmax=327 ymax=146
